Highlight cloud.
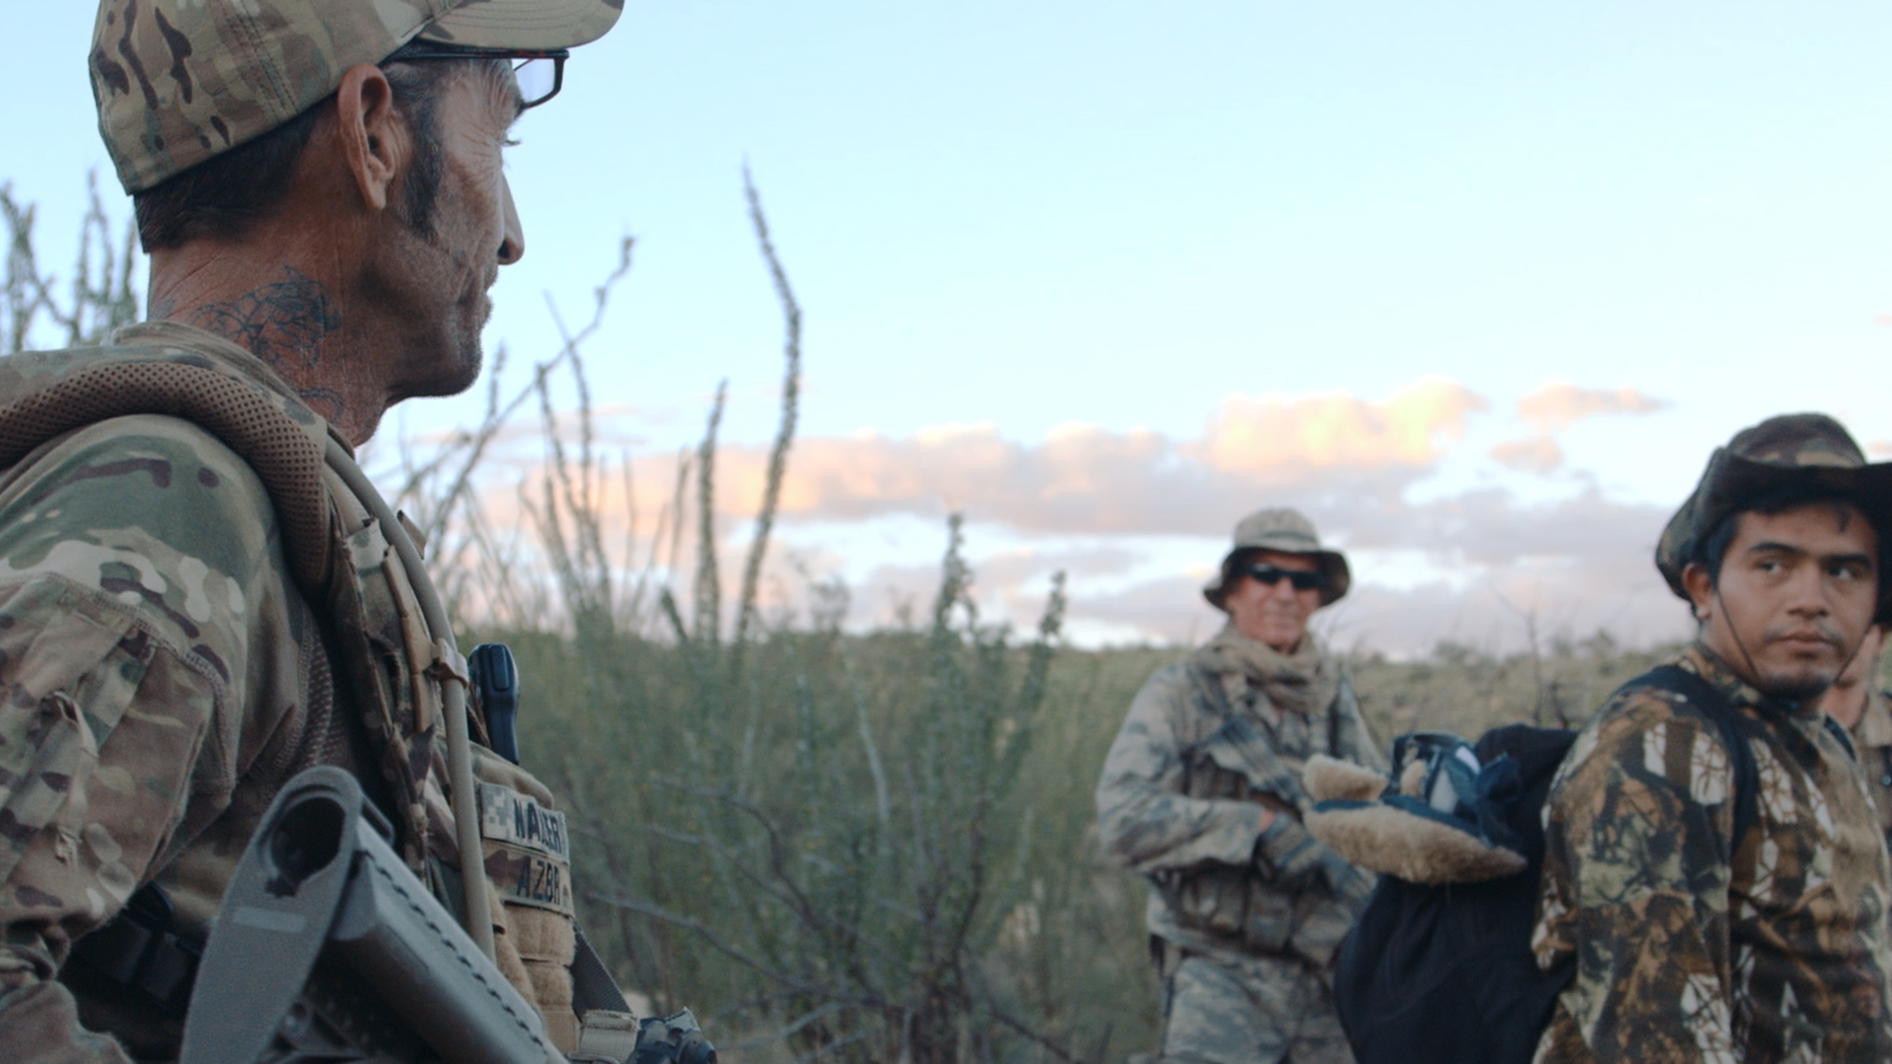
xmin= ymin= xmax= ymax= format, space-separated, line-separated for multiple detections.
xmin=1192 ymin=377 xmax=1488 ymax=475
xmin=1489 ymin=436 xmax=1563 ymax=474
xmin=1515 ymin=382 xmax=1669 ymax=434
xmin=428 ymin=374 xmax=1692 ymax=655
xmin=1486 ymin=381 xmax=1671 ymax=474
xmin=708 ymin=379 xmax=1488 ymax=537
xmin=896 ymin=486 xmax=1691 ymax=655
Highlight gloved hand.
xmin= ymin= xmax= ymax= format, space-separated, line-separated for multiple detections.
xmin=631 ymin=1009 xmax=717 ymax=1064
xmin=1254 ymin=813 xmax=1361 ymax=894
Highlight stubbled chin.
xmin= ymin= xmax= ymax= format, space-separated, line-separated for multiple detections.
xmin=1759 ymin=663 xmax=1838 ymax=702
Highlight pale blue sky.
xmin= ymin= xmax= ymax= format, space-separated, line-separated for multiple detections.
xmin=11 ymin=2 xmax=1892 ymax=649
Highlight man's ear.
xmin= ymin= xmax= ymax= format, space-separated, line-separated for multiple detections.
xmin=333 ymin=63 xmax=408 ymax=212
xmin=1681 ymin=561 xmax=1715 ymax=623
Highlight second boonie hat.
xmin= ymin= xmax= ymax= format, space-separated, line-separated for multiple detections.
xmin=91 ymin=0 xmax=623 ymax=195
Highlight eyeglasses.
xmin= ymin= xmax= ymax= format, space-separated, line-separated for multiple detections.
xmin=386 ymin=44 xmax=570 ymax=111
xmin=1244 ymin=564 xmax=1327 ymax=592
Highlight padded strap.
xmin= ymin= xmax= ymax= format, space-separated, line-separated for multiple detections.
xmin=0 ymin=360 xmax=331 ymax=598
xmin=1625 ymin=664 xmax=1761 ymax=846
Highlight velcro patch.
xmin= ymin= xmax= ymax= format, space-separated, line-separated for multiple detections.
xmin=478 ymin=782 xmax=570 ymax=862
xmin=484 ymin=845 xmax=574 ymax=915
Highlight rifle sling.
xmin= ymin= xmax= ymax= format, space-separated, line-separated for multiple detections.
xmin=571 ymin=927 xmax=632 ymax=1015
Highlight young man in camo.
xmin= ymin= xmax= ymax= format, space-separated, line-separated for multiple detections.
xmin=1532 ymin=413 xmax=1892 ymax=1063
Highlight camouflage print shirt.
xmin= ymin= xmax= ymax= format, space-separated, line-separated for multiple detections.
xmin=1095 ymin=636 xmax=1384 ymax=971
xmin=1532 ymin=644 xmax=1892 ymax=1064
xmin=0 ymin=323 xmax=374 ymax=1061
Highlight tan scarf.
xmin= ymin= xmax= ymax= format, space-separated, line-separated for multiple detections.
xmin=1193 ymin=623 xmax=1339 ymax=718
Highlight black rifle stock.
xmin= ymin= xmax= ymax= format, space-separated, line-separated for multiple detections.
xmin=178 ymin=765 xmax=564 ymax=1064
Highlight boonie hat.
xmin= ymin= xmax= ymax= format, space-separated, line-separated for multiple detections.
xmin=91 ymin=0 xmax=623 ymax=194
xmin=1655 ymin=413 xmax=1892 ymax=621
xmin=1202 ymin=507 xmax=1351 ymax=609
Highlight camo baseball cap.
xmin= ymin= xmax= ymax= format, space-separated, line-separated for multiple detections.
xmin=1202 ymin=507 xmax=1351 ymax=609
xmin=1655 ymin=413 xmax=1892 ymax=618
xmin=91 ymin=0 xmax=623 ymax=194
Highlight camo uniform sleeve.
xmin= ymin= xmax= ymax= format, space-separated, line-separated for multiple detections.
xmin=0 ymin=416 xmax=295 ymax=1061
xmin=1096 ymin=664 xmax=1264 ymax=873
xmin=1531 ymin=691 xmax=1740 ymax=1064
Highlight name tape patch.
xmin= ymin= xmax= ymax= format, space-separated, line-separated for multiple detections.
xmin=484 ymin=846 xmax=574 ymax=915
xmin=478 ymin=782 xmax=571 ymax=862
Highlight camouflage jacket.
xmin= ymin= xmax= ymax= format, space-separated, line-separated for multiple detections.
xmin=1095 ymin=636 xmax=1384 ymax=971
xmin=1532 ymin=644 xmax=1892 ymax=1064
xmin=0 ymin=324 xmax=577 ymax=1061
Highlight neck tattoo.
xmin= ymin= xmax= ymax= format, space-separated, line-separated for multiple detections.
xmin=187 ymin=266 xmax=341 ymax=372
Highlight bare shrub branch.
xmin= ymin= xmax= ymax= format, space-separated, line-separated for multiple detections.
xmin=733 ymin=166 xmax=803 ymax=650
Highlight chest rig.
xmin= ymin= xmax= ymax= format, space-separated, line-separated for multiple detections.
xmin=1173 ymin=662 xmax=1348 ymax=813
xmin=0 ymin=335 xmax=536 ymax=985
xmin=1154 ymin=662 xmax=1357 ymax=961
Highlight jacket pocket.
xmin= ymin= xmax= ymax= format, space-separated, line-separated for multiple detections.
xmin=1240 ymin=880 xmax=1296 ymax=954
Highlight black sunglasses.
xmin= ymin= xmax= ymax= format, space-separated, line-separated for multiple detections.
xmin=1244 ymin=564 xmax=1328 ymax=592
xmin=386 ymin=44 xmax=569 ymax=110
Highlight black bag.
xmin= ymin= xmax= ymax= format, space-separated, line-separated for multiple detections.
xmin=1331 ymin=665 xmax=1760 ymax=1064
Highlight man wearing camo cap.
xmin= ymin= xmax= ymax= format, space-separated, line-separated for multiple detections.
xmin=1097 ymin=508 xmax=1383 ymax=1063
xmin=0 ymin=0 xmax=637 ymax=1059
xmin=1532 ymin=413 xmax=1892 ymax=1063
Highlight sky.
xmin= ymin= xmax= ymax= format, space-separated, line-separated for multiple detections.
xmin=11 ymin=1 xmax=1892 ymax=655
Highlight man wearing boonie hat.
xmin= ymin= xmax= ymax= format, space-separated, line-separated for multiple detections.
xmin=1096 ymin=507 xmax=1383 ymax=1063
xmin=1531 ymin=414 xmax=1892 ymax=1063
xmin=0 ymin=1 xmax=670 ymax=1059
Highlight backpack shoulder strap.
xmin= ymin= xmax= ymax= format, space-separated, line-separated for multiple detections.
xmin=0 ymin=346 xmax=443 ymax=870
xmin=1625 ymin=664 xmax=1760 ymax=846
xmin=0 ymin=353 xmax=333 ymax=598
